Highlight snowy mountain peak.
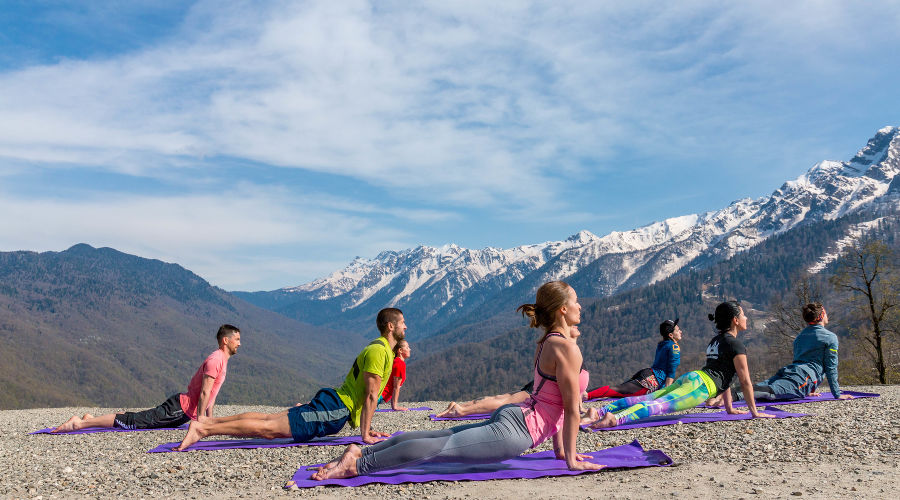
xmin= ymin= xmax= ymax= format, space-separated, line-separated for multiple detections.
xmin=566 ymin=230 xmax=599 ymax=244
xmin=257 ymin=126 xmax=900 ymax=337
xmin=849 ymin=126 xmax=898 ymax=168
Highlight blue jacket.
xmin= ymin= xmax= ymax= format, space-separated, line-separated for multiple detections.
xmin=651 ymin=340 xmax=681 ymax=385
xmin=791 ymin=324 xmax=841 ymax=398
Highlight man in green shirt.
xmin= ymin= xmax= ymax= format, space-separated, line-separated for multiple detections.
xmin=174 ymin=308 xmax=406 ymax=450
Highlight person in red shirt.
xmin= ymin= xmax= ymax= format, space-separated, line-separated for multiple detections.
xmin=51 ymin=325 xmax=240 ymax=432
xmin=380 ymin=340 xmax=411 ymax=410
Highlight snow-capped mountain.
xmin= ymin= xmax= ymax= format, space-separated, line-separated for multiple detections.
xmin=236 ymin=127 xmax=900 ymax=337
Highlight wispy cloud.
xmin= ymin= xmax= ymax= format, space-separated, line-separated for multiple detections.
xmin=0 ymin=0 xmax=898 ymax=289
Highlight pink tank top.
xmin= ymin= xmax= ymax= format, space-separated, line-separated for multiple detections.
xmin=516 ymin=334 xmax=590 ymax=447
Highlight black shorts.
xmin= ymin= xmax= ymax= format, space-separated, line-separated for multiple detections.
xmin=113 ymin=394 xmax=190 ymax=430
xmin=628 ymin=368 xmax=661 ymax=392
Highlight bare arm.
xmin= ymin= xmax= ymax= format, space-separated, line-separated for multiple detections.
xmin=195 ymin=375 xmax=216 ymax=419
xmin=390 ymin=376 xmax=408 ymax=411
xmin=360 ymin=372 xmax=389 ymax=443
xmin=732 ymin=354 xmax=773 ymax=418
xmin=551 ymin=340 xmax=603 ymax=471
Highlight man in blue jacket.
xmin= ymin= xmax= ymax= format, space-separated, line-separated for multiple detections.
xmin=710 ymin=303 xmax=853 ymax=404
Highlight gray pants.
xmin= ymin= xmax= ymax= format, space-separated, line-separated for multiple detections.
xmin=356 ymin=404 xmax=534 ymax=475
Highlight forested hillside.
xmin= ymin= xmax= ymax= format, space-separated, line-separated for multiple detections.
xmin=405 ymin=207 xmax=900 ymax=401
xmin=0 ymin=245 xmax=366 ymax=410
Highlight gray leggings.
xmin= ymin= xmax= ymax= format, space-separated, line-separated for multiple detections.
xmin=356 ymin=404 xmax=534 ymax=475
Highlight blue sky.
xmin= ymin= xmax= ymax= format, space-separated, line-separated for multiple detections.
xmin=1 ymin=1 xmax=899 ymax=291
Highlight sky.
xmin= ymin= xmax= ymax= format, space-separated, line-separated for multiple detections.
xmin=1 ymin=1 xmax=899 ymax=291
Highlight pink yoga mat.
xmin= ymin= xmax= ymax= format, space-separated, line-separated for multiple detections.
xmin=286 ymin=439 xmax=672 ymax=488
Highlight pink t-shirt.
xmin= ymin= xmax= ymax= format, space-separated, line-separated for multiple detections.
xmin=179 ymin=349 xmax=228 ymax=420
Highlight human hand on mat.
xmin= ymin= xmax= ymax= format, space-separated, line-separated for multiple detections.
xmin=567 ymin=454 xmax=604 ymax=471
xmin=362 ymin=429 xmax=389 ymax=444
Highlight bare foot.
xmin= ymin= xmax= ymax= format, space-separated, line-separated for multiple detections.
xmin=706 ymin=395 xmax=724 ymax=407
xmin=310 ymin=444 xmax=362 ymax=480
xmin=308 ymin=454 xmax=342 ymax=472
xmin=589 ymin=411 xmax=618 ymax=429
xmin=81 ymin=413 xmax=94 ymax=420
xmin=436 ymin=402 xmax=463 ymax=418
xmin=52 ymin=416 xmax=81 ymax=433
xmin=173 ymin=420 xmax=207 ymax=451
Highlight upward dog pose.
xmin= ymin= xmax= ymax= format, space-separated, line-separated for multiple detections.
xmin=380 ymin=340 xmax=412 ymax=411
xmin=590 ymin=301 xmax=774 ymax=429
xmin=312 ymin=281 xmax=604 ymax=480
xmin=707 ymin=303 xmax=854 ymax=406
xmin=435 ymin=383 xmax=532 ymax=419
xmin=53 ymin=324 xmax=241 ymax=432
xmin=174 ymin=308 xmax=406 ymax=450
xmin=585 ymin=318 xmax=682 ymax=399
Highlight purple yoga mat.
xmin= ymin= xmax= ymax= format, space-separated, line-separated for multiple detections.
xmin=376 ymin=406 xmax=432 ymax=412
xmin=583 ymin=406 xmax=807 ymax=432
xmin=286 ymin=439 xmax=672 ymax=488
xmin=31 ymin=423 xmax=189 ymax=435
xmin=148 ymin=432 xmax=404 ymax=453
xmin=697 ymin=390 xmax=879 ymax=409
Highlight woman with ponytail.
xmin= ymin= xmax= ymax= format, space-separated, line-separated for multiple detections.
xmin=311 ymin=281 xmax=602 ymax=481
xmin=589 ymin=300 xmax=774 ymax=429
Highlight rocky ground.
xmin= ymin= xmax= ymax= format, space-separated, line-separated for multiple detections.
xmin=1 ymin=385 xmax=897 ymax=499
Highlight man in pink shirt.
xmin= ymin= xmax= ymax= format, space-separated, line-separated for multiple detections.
xmin=52 ymin=324 xmax=240 ymax=432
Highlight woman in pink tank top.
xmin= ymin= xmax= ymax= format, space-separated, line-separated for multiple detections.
xmin=311 ymin=281 xmax=603 ymax=481
xmin=515 ymin=282 xmax=594 ymax=468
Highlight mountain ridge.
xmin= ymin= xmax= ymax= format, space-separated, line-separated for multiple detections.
xmin=237 ymin=126 xmax=900 ymax=339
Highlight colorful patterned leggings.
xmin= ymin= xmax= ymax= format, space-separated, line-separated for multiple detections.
xmin=602 ymin=371 xmax=713 ymax=425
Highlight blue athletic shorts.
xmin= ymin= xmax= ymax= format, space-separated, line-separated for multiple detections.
xmin=287 ymin=388 xmax=350 ymax=442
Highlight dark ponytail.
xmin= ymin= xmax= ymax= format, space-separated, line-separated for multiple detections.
xmin=709 ymin=300 xmax=741 ymax=333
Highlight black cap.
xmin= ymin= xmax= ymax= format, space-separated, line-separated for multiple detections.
xmin=659 ymin=318 xmax=679 ymax=335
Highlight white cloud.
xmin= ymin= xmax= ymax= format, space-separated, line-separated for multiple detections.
xmin=1 ymin=0 xmax=899 ymax=288
xmin=0 ymin=186 xmax=417 ymax=289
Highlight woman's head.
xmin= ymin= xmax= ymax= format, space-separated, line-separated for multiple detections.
xmin=801 ymin=303 xmax=827 ymax=325
xmin=708 ymin=300 xmax=744 ymax=333
xmin=393 ymin=339 xmax=411 ymax=359
xmin=517 ymin=281 xmax=577 ymax=332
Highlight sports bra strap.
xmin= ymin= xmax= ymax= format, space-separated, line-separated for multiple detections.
xmin=534 ymin=331 xmax=564 ymax=381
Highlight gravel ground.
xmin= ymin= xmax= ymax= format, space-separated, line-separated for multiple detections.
xmin=1 ymin=385 xmax=897 ymax=499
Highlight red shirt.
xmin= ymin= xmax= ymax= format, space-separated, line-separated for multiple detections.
xmin=179 ymin=350 xmax=228 ymax=420
xmin=380 ymin=357 xmax=407 ymax=401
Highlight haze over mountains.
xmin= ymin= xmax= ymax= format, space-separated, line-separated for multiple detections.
xmin=237 ymin=127 xmax=900 ymax=339
xmin=0 ymin=245 xmax=367 ymax=409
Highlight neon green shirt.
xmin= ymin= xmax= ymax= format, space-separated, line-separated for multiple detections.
xmin=335 ymin=337 xmax=395 ymax=428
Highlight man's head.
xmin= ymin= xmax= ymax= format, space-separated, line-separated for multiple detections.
xmin=376 ymin=308 xmax=406 ymax=341
xmin=802 ymin=303 xmax=827 ymax=325
xmin=216 ymin=324 xmax=241 ymax=355
xmin=659 ymin=318 xmax=681 ymax=341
